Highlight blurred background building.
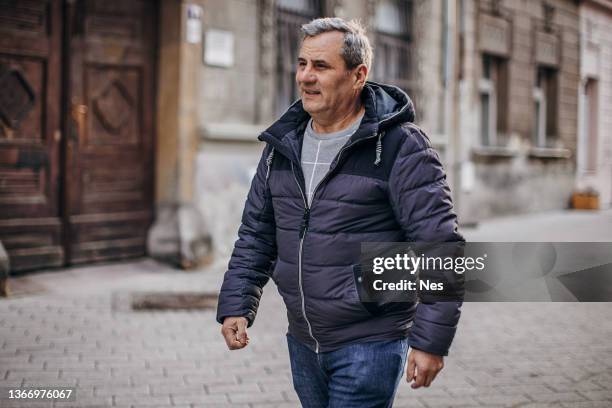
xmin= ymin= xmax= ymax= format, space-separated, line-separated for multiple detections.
xmin=0 ymin=0 xmax=611 ymax=273
xmin=577 ymin=0 xmax=612 ymax=216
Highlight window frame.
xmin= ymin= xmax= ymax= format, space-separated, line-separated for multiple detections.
xmin=582 ymin=77 xmax=599 ymax=173
xmin=478 ymin=53 xmax=511 ymax=147
xmin=533 ymin=66 xmax=560 ymax=148
xmin=532 ymin=85 xmax=546 ymax=148
xmin=478 ymin=76 xmax=497 ymax=147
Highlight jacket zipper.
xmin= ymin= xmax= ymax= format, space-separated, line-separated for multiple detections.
xmin=288 ymin=131 xmax=379 ymax=354
xmin=290 ymin=161 xmax=319 ymax=353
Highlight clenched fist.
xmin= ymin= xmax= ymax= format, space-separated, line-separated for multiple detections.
xmin=221 ymin=316 xmax=250 ymax=350
xmin=406 ymin=348 xmax=444 ymax=388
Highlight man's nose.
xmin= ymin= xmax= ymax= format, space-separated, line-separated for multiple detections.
xmin=297 ymin=66 xmax=316 ymax=84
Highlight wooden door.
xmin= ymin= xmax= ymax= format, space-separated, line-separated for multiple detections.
xmin=64 ymin=0 xmax=156 ymax=264
xmin=0 ymin=0 xmax=64 ymax=271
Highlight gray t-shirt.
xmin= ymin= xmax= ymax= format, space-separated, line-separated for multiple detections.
xmin=301 ymin=113 xmax=364 ymax=205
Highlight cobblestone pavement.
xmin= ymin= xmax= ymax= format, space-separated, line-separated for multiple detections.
xmin=1 ymin=209 xmax=612 ymax=408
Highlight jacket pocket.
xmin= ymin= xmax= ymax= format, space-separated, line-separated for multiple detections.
xmin=352 ymin=264 xmax=415 ymax=316
xmin=352 ymin=264 xmax=380 ymax=316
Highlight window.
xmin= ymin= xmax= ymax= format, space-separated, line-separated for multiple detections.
xmin=582 ymin=78 xmax=598 ymax=172
xmin=532 ymin=66 xmax=558 ymax=147
xmin=479 ymin=54 xmax=508 ymax=146
xmin=276 ymin=0 xmax=322 ymax=115
xmin=532 ymin=85 xmax=546 ymax=147
xmin=372 ymin=0 xmax=414 ymax=96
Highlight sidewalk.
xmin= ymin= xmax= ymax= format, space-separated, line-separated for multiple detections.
xmin=462 ymin=208 xmax=612 ymax=242
xmin=1 ymin=209 xmax=612 ymax=407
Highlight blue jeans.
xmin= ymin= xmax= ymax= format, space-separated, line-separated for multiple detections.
xmin=287 ymin=334 xmax=409 ymax=408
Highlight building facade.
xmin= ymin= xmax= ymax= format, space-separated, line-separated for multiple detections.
xmin=456 ymin=0 xmax=581 ymax=222
xmin=1 ymin=0 xmax=608 ymax=272
xmin=576 ymin=0 xmax=612 ymax=208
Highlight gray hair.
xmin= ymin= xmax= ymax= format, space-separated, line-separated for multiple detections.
xmin=301 ymin=17 xmax=373 ymax=71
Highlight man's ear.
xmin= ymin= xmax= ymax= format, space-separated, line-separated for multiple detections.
xmin=353 ymin=64 xmax=368 ymax=90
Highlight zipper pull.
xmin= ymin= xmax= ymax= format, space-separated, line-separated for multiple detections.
xmin=299 ymin=208 xmax=310 ymax=239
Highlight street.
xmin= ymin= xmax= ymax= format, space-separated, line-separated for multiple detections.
xmin=1 ymin=209 xmax=612 ymax=407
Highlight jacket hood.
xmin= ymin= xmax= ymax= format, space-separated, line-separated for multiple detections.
xmin=364 ymin=81 xmax=415 ymax=129
xmin=259 ymin=81 xmax=415 ymax=145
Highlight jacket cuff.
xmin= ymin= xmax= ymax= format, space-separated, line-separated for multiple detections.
xmin=216 ymin=310 xmax=256 ymax=327
xmin=407 ymin=321 xmax=456 ymax=356
xmin=407 ymin=301 xmax=461 ymax=356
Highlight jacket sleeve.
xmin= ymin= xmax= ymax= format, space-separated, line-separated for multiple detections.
xmin=216 ymin=145 xmax=277 ymax=327
xmin=387 ymin=124 xmax=464 ymax=356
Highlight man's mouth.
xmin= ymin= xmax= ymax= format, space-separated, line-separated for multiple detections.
xmin=303 ymin=89 xmax=321 ymax=96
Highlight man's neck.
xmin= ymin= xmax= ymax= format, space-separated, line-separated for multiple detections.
xmin=311 ymin=103 xmax=365 ymax=134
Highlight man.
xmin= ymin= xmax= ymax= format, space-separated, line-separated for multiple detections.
xmin=217 ymin=17 xmax=463 ymax=407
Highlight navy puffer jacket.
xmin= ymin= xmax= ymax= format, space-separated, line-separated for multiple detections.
xmin=217 ymin=82 xmax=464 ymax=355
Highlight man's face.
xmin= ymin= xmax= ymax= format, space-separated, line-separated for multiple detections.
xmin=296 ymin=31 xmax=359 ymax=117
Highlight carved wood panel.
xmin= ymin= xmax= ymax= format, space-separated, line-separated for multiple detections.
xmin=0 ymin=0 xmax=48 ymax=36
xmin=87 ymin=67 xmax=141 ymax=146
xmin=0 ymin=58 xmax=43 ymax=142
xmin=64 ymin=0 xmax=156 ymax=265
xmin=0 ymin=0 xmax=63 ymax=272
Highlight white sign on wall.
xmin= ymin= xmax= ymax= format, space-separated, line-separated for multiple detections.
xmin=186 ymin=5 xmax=202 ymax=44
xmin=204 ymin=29 xmax=234 ymax=68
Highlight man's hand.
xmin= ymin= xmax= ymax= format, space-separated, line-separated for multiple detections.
xmin=221 ymin=317 xmax=250 ymax=350
xmin=406 ymin=348 xmax=444 ymax=388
